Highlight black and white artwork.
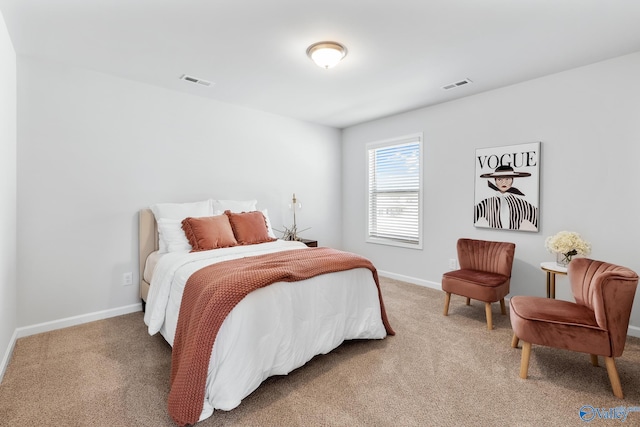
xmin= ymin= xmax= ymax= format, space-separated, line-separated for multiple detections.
xmin=474 ymin=142 xmax=540 ymax=232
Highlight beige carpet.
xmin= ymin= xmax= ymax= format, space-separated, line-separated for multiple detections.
xmin=1 ymin=278 xmax=639 ymax=426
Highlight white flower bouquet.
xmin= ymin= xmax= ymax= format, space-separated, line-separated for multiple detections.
xmin=545 ymin=231 xmax=591 ymax=265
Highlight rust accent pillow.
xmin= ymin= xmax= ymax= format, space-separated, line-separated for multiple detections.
xmin=181 ymin=215 xmax=238 ymax=252
xmin=225 ymin=210 xmax=277 ymax=245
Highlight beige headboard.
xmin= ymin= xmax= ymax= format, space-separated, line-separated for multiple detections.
xmin=139 ymin=208 xmax=159 ymax=303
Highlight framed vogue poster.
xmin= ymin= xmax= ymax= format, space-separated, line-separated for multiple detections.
xmin=474 ymin=142 xmax=540 ymax=232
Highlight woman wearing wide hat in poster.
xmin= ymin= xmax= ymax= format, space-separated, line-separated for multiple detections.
xmin=474 ymin=165 xmax=538 ymax=231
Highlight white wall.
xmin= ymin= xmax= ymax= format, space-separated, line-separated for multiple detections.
xmin=11 ymin=44 xmax=640 ymax=337
xmin=0 ymin=8 xmax=17 ymax=379
xmin=16 ymin=56 xmax=342 ymax=327
xmin=343 ymin=52 xmax=640 ymax=333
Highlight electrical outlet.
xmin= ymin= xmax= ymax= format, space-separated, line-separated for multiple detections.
xmin=123 ymin=272 xmax=133 ymax=286
xmin=448 ymin=259 xmax=457 ymax=270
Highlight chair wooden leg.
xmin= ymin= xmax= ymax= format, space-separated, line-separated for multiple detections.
xmin=511 ymin=333 xmax=519 ymax=348
xmin=443 ymin=292 xmax=451 ymax=316
xmin=485 ymin=302 xmax=493 ymax=330
xmin=519 ymin=341 xmax=531 ymax=379
xmin=604 ymin=357 xmax=624 ymax=398
xmin=465 ymin=297 xmax=471 ymax=306
xmin=590 ymin=354 xmax=599 ymax=367
xmin=500 ymin=298 xmax=506 ymax=315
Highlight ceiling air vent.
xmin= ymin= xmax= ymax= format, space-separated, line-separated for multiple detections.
xmin=442 ymin=78 xmax=473 ymax=91
xmin=179 ymin=74 xmax=213 ymax=87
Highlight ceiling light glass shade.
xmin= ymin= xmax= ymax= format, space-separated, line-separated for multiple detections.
xmin=306 ymin=41 xmax=347 ymax=69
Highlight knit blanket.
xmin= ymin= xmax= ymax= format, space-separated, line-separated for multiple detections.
xmin=167 ymin=247 xmax=394 ymax=426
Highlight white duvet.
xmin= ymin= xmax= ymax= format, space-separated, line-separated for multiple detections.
xmin=143 ymin=240 xmax=387 ymax=422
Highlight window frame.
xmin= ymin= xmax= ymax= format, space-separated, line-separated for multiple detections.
xmin=365 ymin=133 xmax=423 ymax=250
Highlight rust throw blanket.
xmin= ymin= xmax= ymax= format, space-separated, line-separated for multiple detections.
xmin=168 ymin=247 xmax=394 ymax=426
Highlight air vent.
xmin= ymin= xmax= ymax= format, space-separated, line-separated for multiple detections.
xmin=442 ymin=78 xmax=473 ymax=91
xmin=179 ymin=74 xmax=213 ymax=87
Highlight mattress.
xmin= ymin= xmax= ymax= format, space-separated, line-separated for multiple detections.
xmin=143 ymin=250 xmax=164 ymax=284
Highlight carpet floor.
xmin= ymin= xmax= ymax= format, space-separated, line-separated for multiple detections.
xmin=1 ymin=277 xmax=639 ymax=426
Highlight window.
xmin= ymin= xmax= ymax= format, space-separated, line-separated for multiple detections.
xmin=367 ymin=134 xmax=422 ymax=249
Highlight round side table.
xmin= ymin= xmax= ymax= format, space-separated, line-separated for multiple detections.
xmin=540 ymin=262 xmax=568 ymax=299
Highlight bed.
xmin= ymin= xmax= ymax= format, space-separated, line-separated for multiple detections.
xmin=138 ymin=202 xmax=394 ymax=425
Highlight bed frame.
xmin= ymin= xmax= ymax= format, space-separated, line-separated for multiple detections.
xmin=138 ymin=208 xmax=159 ymax=311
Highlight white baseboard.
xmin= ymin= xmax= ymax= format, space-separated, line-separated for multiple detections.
xmin=378 ymin=269 xmax=441 ymax=291
xmin=0 ymin=328 xmax=18 ymax=384
xmin=15 ymin=303 xmax=142 ymax=339
xmin=0 ymin=303 xmax=142 ymax=384
xmin=377 ymin=270 xmax=640 ymax=339
xmin=628 ymin=325 xmax=640 ymax=339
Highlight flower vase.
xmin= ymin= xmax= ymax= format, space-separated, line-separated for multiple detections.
xmin=556 ymin=252 xmax=572 ymax=267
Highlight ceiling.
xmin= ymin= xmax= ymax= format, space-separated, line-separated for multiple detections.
xmin=1 ymin=1 xmax=640 ymax=129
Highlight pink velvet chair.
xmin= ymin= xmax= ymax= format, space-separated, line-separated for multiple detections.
xmin=442 ymin=238 xmax=516 ymax=330
xmin=510 ymin=258 xmax=638 ymax=398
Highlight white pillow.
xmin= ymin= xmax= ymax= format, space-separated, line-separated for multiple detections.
xmin=157 ymin=218 xmax=192 ymax=253
xmin=150 ymin=200 xmax=212 ymax=252
xmin=150 ymin=200 xmax=212 ymax=220
xmin=212 ymin=199 xmax=257 ymax=213
xmin=261 ymin=209 xmax=277 ymax=239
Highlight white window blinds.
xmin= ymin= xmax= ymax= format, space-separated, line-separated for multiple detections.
xmin=367 ymin=134 xmax=422 ymax=248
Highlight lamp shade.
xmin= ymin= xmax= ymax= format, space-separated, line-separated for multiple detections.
xmin=306 ymin=41 xmax=347 ymax=69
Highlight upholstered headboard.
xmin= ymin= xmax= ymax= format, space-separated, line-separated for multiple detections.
xmin=139 ymin=208 xmax=159 ymax=303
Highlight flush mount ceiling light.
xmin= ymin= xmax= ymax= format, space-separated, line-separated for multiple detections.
xmin=306 ymin=41 xmax=348 ymax=69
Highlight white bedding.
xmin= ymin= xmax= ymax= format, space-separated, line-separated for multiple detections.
xmin=143 ymin=240 xmax=387 ymax=422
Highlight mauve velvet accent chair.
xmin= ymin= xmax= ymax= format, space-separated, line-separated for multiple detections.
xmin=510 ymin=258 xmax=638 ymax=398
xmin=442 ymin=238 xmax=516 ymax=330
